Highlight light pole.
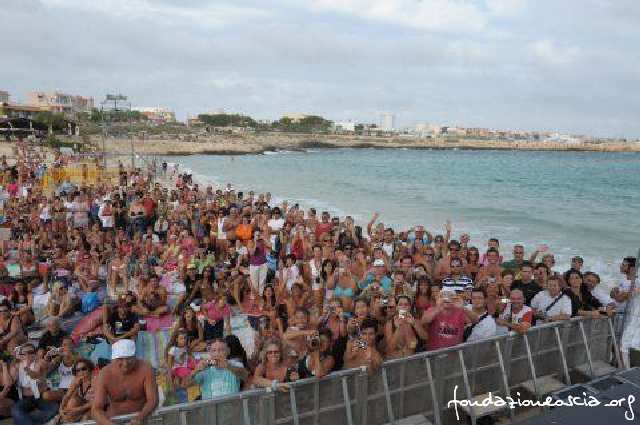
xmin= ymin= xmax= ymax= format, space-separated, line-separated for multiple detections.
xmin=100 ymin=94 xmax=131 ymax=169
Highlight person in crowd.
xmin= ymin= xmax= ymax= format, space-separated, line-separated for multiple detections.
xmin=564 ymin=270 xmax=612 ymax=318
xmin=54 ymin=358 xmax=95 ymax=424
xmin=92 ymin=339 xmax=158 ymax=425
xmin=495 ymin=289 xmax=533 ymax=335
xmin=344 ymin=318 xmax=383 ymax=374
xmin=441 ymin=258 xmax=473 ymax=293
xmin=10 ymin=343 xmax=59 ymax=425
xmin=464 ymin=288 xmax=496 ymax=342
xmin=37 ymin=317 xmax=67 ymax=352
xmin=510 ymin=261 xmax=541 ymax=305
xmin=422 ymin=289 xmax=478 ymax=351
xmin=530 ymin=277 xmax=572 ymax=323
xmin=501 ymin=245 xmax=526 ymax=275
xmin=189 ymin=339 xmax=249 ymax=397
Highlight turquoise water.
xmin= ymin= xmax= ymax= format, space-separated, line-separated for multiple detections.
xmin=167 ymin=149 xmax=640 ymax=283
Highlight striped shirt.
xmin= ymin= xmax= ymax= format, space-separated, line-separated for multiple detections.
xmin=441 ymin=275 xmax=474 ymax=293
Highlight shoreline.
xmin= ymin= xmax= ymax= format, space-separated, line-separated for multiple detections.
xmin=89 ymin=134 xmax=640 ymax=157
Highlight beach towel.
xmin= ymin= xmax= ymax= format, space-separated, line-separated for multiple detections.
xmin=144 ymin=314 xmax=174 ymax=332
xmin=71 ymin=307 xmax=104 ymax=344
xmin=135 ymin=329 xmax=171 ymax=369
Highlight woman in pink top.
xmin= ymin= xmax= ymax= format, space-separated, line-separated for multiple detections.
xmin=202 ymin=295 xmax=231 ymax=341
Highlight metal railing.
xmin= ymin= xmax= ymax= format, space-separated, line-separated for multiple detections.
xmin=75 ymin=317 xmax=618 ymax=425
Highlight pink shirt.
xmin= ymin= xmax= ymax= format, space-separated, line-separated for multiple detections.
xmin=427 ymin=307 xmax=466 ymax=351
xmin=203 ymin=302 xmax=231 ymax=322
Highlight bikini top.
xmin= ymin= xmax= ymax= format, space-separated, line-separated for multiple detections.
xmin=333 ymin=285 xmax=354 ymax=299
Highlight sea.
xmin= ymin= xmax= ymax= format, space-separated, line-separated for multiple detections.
xmin=163 ymin=148 xmax=640 ymax=285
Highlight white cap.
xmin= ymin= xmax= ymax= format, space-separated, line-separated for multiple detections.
xmin=373 ymin=259 xmax=385 ymax=267
xmin=112 ymin=339 xmax=136 ymax=360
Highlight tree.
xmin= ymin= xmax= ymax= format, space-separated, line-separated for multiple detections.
xmin=198 ymin=114 xmax=257 ymax=128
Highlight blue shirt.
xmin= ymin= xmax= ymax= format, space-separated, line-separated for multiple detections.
xmin=194 ymin=366 xmax=240 ymax=399
xmin=359 ymin=273 xmax=393 ymax=293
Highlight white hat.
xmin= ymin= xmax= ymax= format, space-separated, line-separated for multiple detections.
xmin=373 ymin=259 xmax=385 ymax=267
xmin=112 ymin=339 xmax=136 ymax=360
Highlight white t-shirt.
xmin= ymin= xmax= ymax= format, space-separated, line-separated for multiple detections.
xmin=613 ymin=277 xmax=634 ymax=312
xmin=530 ymin=290 xmax=572 ymax=318
xmin=268 ymin=218 xmax=285 ymax=246
xmin=465 ymin=308 xmax=497 ymax=343
xmin=592 ymin=285 xmax=614 ymax=307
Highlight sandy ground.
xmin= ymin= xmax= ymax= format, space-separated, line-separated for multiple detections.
xmin=91 ymin=133 xmax=640 ymax=156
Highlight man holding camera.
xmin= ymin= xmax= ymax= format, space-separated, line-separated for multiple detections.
xmin=189 ymin=339 xmax=248 ymax=399
xmin=423 ymin=289 xmax=479 ymax=351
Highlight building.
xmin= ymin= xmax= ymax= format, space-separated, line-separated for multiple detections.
xmin=0 ymin=102 xmax=47 ymax=120
xmin=380 ymin=113 xmax=395 ymax=131
xmin=132 ymin=107 xmax=176 ymax=124
xmin=282 ymin=113 xmax=310 ymax=123
xmin=333 ymin=121 xmax=356 ymax=133
xmin=415 ymin=123 xmax=440 ymax=135
xmin=27 ymin=91 xmax=94 ymax=116
xmin=0 ymin=91 xmax=9 ymax=104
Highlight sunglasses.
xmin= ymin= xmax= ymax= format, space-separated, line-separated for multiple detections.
xmin=22 ymin=350 xmax=35 ymax=355
xmin=75 ymin=366 xmax=88 ymax=373
xmin=266 ymin=350 xmax=280 ymax=355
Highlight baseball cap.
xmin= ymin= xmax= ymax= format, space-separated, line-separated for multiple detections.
xmin=112 ymin=339 xmax=136 ymax=360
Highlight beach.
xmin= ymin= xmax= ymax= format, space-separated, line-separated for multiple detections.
xmin=92 ymin=133 xmax=640 ymax=156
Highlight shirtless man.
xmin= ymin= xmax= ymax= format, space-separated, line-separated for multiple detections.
xmin=92 ymin=339 xmax=157 ymax=425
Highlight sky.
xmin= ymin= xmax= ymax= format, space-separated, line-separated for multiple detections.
xmin=1 ymin=0 xmax=639 ymax=138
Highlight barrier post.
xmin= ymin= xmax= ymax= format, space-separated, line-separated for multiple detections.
xmin=523 ymin=333 xmax=539 ymax=396
xmin=579 ymin=321 xmax=595 ymax=377
xmin=554 ymin=325 xmax=571 ymax=384
xmin=457 ymin=350 xmax=476 ymax=425
xmin=341 ymin=376 xmax=355 ymax=425
xmin=424 ymin=357 xmax=441 ymax=425
xmin=381 ymin=366 xmax=396 ymax=425
xmin=355 ymin=367 xmax=369 ymax=425
xmin=495 ymin=339 xmax=514 ymax=421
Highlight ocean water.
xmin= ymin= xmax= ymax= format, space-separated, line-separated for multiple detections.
xmin=165 ymin=149 xmax=640 ymax=284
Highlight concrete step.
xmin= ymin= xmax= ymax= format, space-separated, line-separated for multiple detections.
xmin=459 ymin=392 xmax=508 ymax=417
xmin=576 ymin=360 xmax=618 ymax=377
xmin=384 ymin=414 xmax=433 ymax=425
xmin=520 ymin=375 xmax=565 ymax=396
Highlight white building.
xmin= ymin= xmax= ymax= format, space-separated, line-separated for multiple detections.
xmin=333 ymin=121 xmax=356 ymax=132
xmin=415 ymin=123 xmax=440 ymax=134
xmin=380 ymin=113 xmax=396 ymax=131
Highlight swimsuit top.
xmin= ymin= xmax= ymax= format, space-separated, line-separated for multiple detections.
xmin=333 ymin=285 xmax=354 ymax=299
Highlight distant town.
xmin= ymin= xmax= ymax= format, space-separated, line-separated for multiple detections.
xmin=0 ymin=89 xmax=637 ymax=146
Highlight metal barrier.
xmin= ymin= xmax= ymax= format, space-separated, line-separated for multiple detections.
xmin=75 ymin=317 xmax=618 ymax=425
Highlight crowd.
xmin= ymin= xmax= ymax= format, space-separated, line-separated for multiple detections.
xmin=0 ymin=139 xmax=635 ymax=425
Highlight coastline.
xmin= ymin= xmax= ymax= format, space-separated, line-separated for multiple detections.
xmin=91 ymin=133 xmax=640 ymax=157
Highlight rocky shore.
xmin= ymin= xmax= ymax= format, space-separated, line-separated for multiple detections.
xmin=92 ymin=133 xmax=640 ymax=156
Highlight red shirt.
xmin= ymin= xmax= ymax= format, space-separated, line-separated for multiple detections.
xmin=315 ymin=222 xmax=332 ymax=239
xmin=143 ymin=198 xmax=156 ymax=217
xmin=427 ymin=307 xmax=466 ymax=351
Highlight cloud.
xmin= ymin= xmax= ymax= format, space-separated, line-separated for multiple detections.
xmin=485 ymin=0 xmax=527 ymax=17
xmin=39 ymin=0 xmax=270 ymax=28
xmin=528 ymin=39 xmax=582 ymax=67
xmin=309 ymin=0 xmax=487 ymax=32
